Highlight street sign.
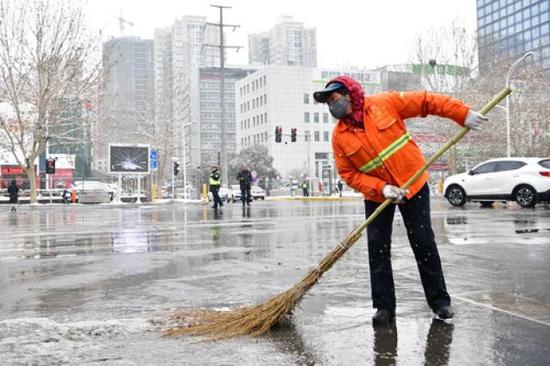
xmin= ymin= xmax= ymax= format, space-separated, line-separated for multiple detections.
xmin=150 ymin=149 xmax=158 ymax=171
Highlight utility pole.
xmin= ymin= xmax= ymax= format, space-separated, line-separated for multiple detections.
xmin=204 ymin=5 xmax=241 ymax=187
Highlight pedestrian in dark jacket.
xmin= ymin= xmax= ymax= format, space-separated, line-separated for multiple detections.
xmin=237 ymin=165 xmax=252 ymax=206
xmin=209 ymin=165 xmax=223 ymax=209
xmin=337 ymin=180 xmax=344 ymax=197
xmin=62 ymin=188 xmax=70 ymax=204
xmin=8 ymin=180 xmax=19 ymax=212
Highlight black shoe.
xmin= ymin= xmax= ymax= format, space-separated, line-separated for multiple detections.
xmin=435 ymin=305 xmax=454 ymax=319
xmin=372 ymin=309 xmax=395 ymax=326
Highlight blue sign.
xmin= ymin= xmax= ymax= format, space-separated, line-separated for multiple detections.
xmin=150 ymin=149 xmax=157 ymax=171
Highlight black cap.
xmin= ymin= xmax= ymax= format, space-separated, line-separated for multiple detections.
xmin=313 ymin=82 xmax=346 ymax=103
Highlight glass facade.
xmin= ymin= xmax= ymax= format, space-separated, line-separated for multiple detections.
xmin=477 ymin=0 xmax=550 ymax=71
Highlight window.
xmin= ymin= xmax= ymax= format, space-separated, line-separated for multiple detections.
xmin=323 ymin=113 xmax=329 ymax=123
xmin=314 ymin=131 xmax=320 ymax=142
xmin=538 ymin=159 xmax=550 ymax=168
xmin=314 ymin=112 xmax=319 ymax=123
xmin=304 ymin=112 xmax=310 ymax=123
xmin=495 ymin=161 xmax=526 ymax=172
xmin=323 ymin=131 xmax=329 ymax=142
xmin=471 ymin=162 xmax=498 ymax=174
xmin=304 ymin=130 xmax=311 ymax=141
xmin=264 ymin=112 xmax=268 ymax=124
xmin=303 ymin=94 xmax=309 ymax=104
xmin=264 ymin=94 xmax=267 ymax=104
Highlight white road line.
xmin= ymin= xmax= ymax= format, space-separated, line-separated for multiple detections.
xmin=397 ymin=272 xmax=550 ymax=327
xmin=453 ymin=295 xmax=550 ymax=327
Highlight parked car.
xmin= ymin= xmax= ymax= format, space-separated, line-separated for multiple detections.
xmin=72 ymin=181 xmax=122 ymax=202
xmin=228 ymin=184 xmax=265 ymax=202
xmin=251 ymin=186 xmax=266 ymax=200
xmin=229 ymin=184 xmax=241 ymax=202
xmin=207 ymin=185 xmax=231 ymax=202
xmin=443 ymin=157 xmax=550 ymax=208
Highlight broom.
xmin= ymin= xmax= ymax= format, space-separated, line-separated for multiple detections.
xmin=164 ymin=87 xmax=512 ymax=340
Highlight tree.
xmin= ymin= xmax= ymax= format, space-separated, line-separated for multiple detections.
xmin=0 ymin=0 xmax=101 ymax=202
xmin=228 ymin=145 xmax=279 ymax=186
xmin=409 ymin=20 xmax=481 ymax=174
xmin=410 ymin=20 xmax=550 ymax=172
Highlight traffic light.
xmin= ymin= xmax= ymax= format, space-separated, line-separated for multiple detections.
xmin=275 ymin=126 xmax=282 ymax=143
xmin=46 ymin=158 xmax=56 ymax=174
xmin=173 ymin=161 xmax=180 ymax=176
xmin=291 ymin=128 xmax=297 ymax=142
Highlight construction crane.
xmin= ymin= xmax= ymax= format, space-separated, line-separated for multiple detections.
xmin=116 ymin=10 xmax=133 ymax=36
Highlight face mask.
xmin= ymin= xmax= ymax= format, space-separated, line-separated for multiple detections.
xmin=328 ymin=97 xmax=350 ymax=119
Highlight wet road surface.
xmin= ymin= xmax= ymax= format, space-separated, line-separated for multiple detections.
xmin=1 ymin=199 xmax=549 ymax=365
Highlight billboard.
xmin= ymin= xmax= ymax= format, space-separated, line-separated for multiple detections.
xmin=109 ymin=144 xmax=150 ymax=174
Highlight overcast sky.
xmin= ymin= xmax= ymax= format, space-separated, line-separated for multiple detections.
xmin=87 ymin=0 xmax=477 ymax=69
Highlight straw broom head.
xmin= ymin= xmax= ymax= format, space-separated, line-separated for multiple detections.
xmin=163 ymin=233 xmax=360 ymax=340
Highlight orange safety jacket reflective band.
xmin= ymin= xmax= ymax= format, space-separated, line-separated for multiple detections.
xmin=359 ymin=133 xmax=411 ymax=173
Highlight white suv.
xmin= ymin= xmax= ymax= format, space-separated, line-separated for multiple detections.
xmin=444 ymin=157 xmax=550 ymax=208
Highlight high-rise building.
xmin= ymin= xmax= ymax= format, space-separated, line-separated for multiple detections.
xmin=477 ymin=0 xmax=550 ymax=72
xmin=154 ymin=16 xmax=255 ymax=187
xmin=94 ymin=37 xmax=154 ymax=173
xmin=248 ymin=16 xmax=317 ymax=67
xmin=152 ymin=17 xmax=220 ymax=179
xmin=198 ymin=66 xmax=259 ymax=168
xmin=248 ymin=32 xmax=270 ymax=65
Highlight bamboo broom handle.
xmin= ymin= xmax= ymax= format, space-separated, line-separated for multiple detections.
xmin=348 ymin=87 xmax=512 ymax=238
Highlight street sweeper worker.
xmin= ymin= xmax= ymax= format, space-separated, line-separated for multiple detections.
xmin=314 ymin=76 xmax=488 ymax=325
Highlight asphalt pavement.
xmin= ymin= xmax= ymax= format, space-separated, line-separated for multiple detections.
xmin=0 ymin=198 xmax=549 ymax=365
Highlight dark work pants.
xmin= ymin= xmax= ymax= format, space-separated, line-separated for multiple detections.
xmin=240 ymin=185 xmax=251 ymax=204
xmin=210 ymin=186 xmax=223 ymax=208
xmin=364 ymin=183 xmax=450 ymax=311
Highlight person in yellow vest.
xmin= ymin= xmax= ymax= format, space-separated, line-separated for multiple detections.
xmin=209 ymin=165 xmax=223 ymax=209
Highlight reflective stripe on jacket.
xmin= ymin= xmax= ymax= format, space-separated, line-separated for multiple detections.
xmin=332 ymin=91 xmax=469 ymax=202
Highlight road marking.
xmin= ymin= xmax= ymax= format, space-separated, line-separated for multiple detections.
xmin=397 ymin=272 xmax=550 ymax=327
xmin=453 ymin=295 xmax=550 ymax=327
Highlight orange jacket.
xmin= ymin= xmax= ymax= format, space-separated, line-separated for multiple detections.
xmin=332 ymin=91 xmax=469 ymax=202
